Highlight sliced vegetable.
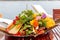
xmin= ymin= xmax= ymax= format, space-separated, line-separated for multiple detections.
xmin=36 ymin=16 xmax=41 ymax=20
xmin=6 ymin=22 xmax=14 ymax=31
xmin=15 ymin=16 xmax=20 ymax=20
xmin=39 ymin=21 xmax=43 ymax=27
xmin=8 ymin=24 xmax=22 ymax=34
xmin=26 ymin=29 xmax=33 ymax=35
xmin=14 ymin=31 xmax=21 ymax=36
xmin=41 ymin=13 xmax=46 ymax=19
xmin=33 ymin=20 xmax=39 ymax=28
xmin=37 ymin=29 xmax=45 ymax=34
xmin=33 ymin=13 xmax=37 ymax=18
xmin=44 ymin=17 xmax=55 ymax=28
xmin=30 ymin=19 xmax=39 ymax=28
xmin=13 ymin=20 xmax=16 ymax=24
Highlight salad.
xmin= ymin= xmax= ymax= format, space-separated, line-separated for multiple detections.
xmin=6 ymin=10 xmax=55 ymax=36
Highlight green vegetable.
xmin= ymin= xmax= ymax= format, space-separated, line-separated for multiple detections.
xmin=19 ymin=10 xmax=34 ymax=25
xmin=23 ymin=24 xmax=31 ymax=30
xmin=39 ymin=20 xmax=47 ymax=27
xmin=26 ymin=29 xmax=33 ymax=35
xmin=15 ymin=20 xmax=20 ymax=25
xmin=39 ymin=21 xmax=43 ymax=27
xmin=42 ymin=21 xmax=46 ymax=27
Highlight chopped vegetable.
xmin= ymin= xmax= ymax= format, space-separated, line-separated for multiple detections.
xmin=16 ymin=16 xmax=20 ymax=20
xmin=14 ymin=31 xmax=21 ymax=36
xmin=13 ymin=20 xmax=16 ymax=24
xmin=41 ymin=13 xmax=46 ymax=19
xmin=6 ymin=22 xmax=14 ymax=31
xmin=6 ymin=10 xmax=55 ymax=36
xmin=37 ymin=29 xmax=45 ymax=34
xmin=8 ymin=24 xmax=22 ymax=34
xmin=30 ymin=19 xmax=39 ymax=28
xmin=36 ymin=16 xmax=41 ymax=20
xmin=44 ymin=17 xmax=55 ymax=28
xmin=26 ymin=29 xmax=33 ymax=35
xmin=33 ymin=13 xmax=37 ymax=18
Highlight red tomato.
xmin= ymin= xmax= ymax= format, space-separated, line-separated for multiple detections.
xmin=13 ymin=16 xmax=20 ymax=24
xmin=13 ymin=20 xmax=16 ymax=24
xmin=16 ymin=16 xmax=20 ymax=20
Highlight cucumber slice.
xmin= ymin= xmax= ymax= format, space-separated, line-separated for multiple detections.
xmin=8 ymin=24 xmax=22 ymax=34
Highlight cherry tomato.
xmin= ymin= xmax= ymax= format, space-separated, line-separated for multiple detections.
xmin=16 ymin=16 xmax=20 ymax=20
xmin=13 ymin=20 xmax=16 ymax=24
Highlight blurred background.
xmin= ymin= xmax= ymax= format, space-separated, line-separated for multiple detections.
xmin=0 ymin=1 xmax=60 ymax=20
